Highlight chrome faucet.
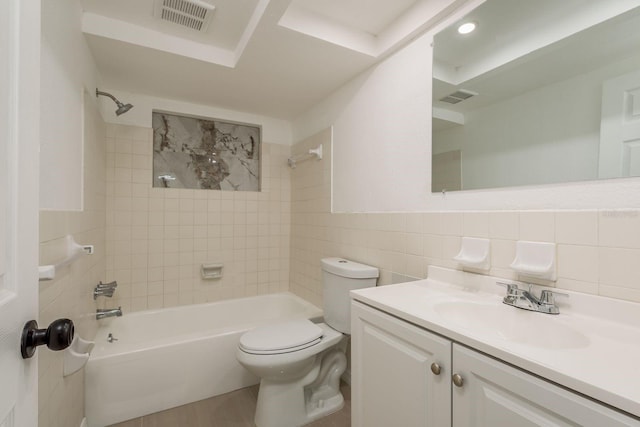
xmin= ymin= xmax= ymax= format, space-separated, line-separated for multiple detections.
xmin=94 ymin=280 xmax=118 ymax=300
xmin=96 ymin=306 xmax=123 ymax=320
xmin=497 ymin=282 xmax=568 ymax=314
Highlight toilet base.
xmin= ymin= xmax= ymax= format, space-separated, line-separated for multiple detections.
xmin=254 ymin=348 xmax=347 ymax=427
xmin=305 ymin=388 xmax=344 ymax=424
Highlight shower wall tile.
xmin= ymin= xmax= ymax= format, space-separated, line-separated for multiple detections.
xmin=38 ymin=96 xmax=106 ymax=427
xmin=105 ymin=124 xmax=291 ymax=312
xmin=289 ymin=128 xmax=640 ymax=307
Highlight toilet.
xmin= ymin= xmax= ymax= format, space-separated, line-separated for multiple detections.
xmin=236 ymin=257 xmax=379 ymax=427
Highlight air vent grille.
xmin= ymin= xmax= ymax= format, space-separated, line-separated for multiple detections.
xmin=439 ymin=89 xmax=477 ymax=104
xmin=154 ymin=0 xmax=215 ymax=32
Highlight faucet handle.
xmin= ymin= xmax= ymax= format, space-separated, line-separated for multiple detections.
xmin=97 ymin=280 xmax=118 ymax=289
xmin=496 ymin=281 xmax=520 ymax=295
xmin=539 ymin=289 xmax=569 ymax=305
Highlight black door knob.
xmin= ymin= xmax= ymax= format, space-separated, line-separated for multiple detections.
xmin=21 ymin=318 xmax=74 ymax=359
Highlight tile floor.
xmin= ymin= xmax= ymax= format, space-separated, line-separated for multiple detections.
xmin=110 ymin=382 xmax=351 ymax=427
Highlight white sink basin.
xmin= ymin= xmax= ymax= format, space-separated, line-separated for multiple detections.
xmin=435 ymin=301 xmax=590 ymax=349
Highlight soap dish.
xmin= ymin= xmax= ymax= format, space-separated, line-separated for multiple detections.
xmin=510 ymin=240 xmax=556 ymax=281
xmin=453 ymin=237 xmax=490 ymax=270
xmin=63 ymin=335 xmax=95 ymax=377
xmin=201 ymin=263 xmax=223 ymax=280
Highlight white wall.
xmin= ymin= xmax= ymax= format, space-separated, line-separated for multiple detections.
xmin=294 ymin=0 xmax=640 ymax=211
xmin=40 ymin=0 xmax=102 ymax=210
xmin=293 ymin=32 xmax=432 ymax=213
xmin=98 ymin=90 xmax=293 ymax=145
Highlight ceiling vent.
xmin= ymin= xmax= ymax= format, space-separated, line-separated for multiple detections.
xmin=439 ymin=89 xmax=477 ymax=104
xmin=154 ymin=0 xmax=216 ymax=32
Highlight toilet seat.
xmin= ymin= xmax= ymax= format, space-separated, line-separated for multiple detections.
xmin=239 ymin=319 xmax=323 ymax=355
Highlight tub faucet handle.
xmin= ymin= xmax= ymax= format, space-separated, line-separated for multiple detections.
xmin=94 ymin=281 xmax=118 ymax=299
xmin=97 ymin=280 xmax=118 ymax=289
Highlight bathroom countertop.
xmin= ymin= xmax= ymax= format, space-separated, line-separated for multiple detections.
xmin=350 ymin=266 xmax=640 ymax=419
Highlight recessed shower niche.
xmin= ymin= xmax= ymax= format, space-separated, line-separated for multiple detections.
xmin=152 ymin=111 xmax=261 ymax=191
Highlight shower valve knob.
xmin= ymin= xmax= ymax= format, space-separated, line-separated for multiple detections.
xmin=20 ymin=318 xmax=74 ymax=359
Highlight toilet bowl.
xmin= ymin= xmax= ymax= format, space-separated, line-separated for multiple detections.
xmin=236 ymin=258 xmax=379 ymax=427
xmin=237 ymin=321 xmax=346 ymax=427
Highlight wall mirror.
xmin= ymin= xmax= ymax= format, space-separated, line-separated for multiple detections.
xmin=432 ymin=0 xmax=640 ymax=193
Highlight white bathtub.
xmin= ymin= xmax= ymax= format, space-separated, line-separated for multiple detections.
xmin=85 ymin=292 xmax=322 ymax=427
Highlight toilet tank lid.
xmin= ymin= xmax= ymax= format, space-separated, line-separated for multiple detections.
xmin=321 ymin=258 xmax=379 ymax=279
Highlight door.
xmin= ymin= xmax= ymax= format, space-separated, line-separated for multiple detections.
xmin=0 ymin=1 xmax=41 ymax=426
xmin=351 ymin=301 xmax=452 ymax=427
xmin=452 ymin=344 xmax=639 ymax=427
xmin=598 ymin=69 xmax=640 ymax=178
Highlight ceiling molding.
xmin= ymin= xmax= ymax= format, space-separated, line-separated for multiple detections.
xmin=230 ymin=0 xmax=271 ymax=64
xmin=375 ymin=0 xmax=464 ymax=55
xmin=82 ymin=12 xmax=237 ymax=67
xmin=278 ymin=2 xmax=378 ymax=57
xmin=82 ymin=1 xmax=271 ymax=68
xmin=79 ymin=0 xmax=481 ymax=119
xmin=278 ymin=0 xmax=464 ymax=58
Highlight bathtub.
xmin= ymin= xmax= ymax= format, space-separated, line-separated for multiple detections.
xmin=85 ymin=292 xmax=322 ymax=427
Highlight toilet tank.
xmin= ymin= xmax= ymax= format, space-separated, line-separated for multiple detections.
xmin=321 ymin=258 xmax=379 ymax=334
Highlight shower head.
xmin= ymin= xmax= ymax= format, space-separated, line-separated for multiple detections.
xmin=115 ymin=102 xmax=133 ymax=116
xmin=96 ymin=89 xmax=134 ymax=116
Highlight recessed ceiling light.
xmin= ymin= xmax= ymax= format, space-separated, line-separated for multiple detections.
xmin=457 ymin=22 xmax=477 ymax=35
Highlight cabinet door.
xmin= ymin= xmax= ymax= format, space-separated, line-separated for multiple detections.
xmin=452 ymin=344 xmax=640 ymax=427
xmin=351 ymin=301 xmax=452 ymax=427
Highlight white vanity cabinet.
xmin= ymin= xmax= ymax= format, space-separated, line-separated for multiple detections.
xmin=351 ymin=301 xmax=452 ymax=427
xmin=452 ymin=344 xmax=638 ymax=427
xmin=351 ymin=300 xmax=640 ymax=427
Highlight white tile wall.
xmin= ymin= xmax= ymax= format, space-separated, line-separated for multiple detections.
xmin=105 ymin=124 xmax=291 ymax=312
xmin=38 ymin=96 xmax=106 ymax=427
xmin=289 ymin=127 xmax=640 ymax=307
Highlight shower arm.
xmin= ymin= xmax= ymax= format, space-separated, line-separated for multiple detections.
xmin=96 ymin=89 xmax=123 ymax=107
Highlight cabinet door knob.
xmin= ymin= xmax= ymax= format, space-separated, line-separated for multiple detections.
xmin=430 ymin=363 xmax=441 ymax=375
xmin=452 ymin=373 xmax=464 ymax=387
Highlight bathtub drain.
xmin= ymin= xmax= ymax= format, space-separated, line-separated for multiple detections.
xmin=107 ymin=333 xmax=118 ymax=343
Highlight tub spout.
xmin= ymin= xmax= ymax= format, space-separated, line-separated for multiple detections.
xmin=96 ymin=307 xmax=122 ymax=320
